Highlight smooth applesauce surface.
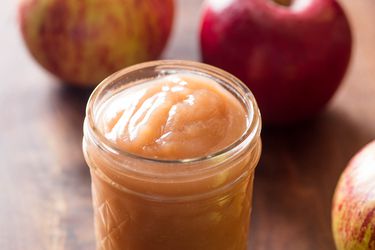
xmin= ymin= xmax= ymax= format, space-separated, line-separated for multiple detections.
xmin=98 ymin=73 xmax=247 ymax=160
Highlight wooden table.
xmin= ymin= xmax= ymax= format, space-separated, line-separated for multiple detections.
xmin=1 ymin=0 xmax=374 ymax=249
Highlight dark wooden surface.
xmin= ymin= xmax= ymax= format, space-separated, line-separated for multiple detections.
xmin=1 ymin=0 xmax=375 ymax=249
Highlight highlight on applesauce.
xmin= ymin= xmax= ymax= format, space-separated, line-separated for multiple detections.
xmin=82 ymin=60 xmax=262 ymax=250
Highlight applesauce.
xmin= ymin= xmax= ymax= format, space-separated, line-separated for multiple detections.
xmin=83 ymin=60 xmax=262 ymax=250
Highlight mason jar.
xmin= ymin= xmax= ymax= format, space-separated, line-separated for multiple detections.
xmin=82 ymin=60 xmax=262 ymax=250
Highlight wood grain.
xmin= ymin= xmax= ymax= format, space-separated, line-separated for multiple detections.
xmin=0 ymin=0 xmax=374 ymax=249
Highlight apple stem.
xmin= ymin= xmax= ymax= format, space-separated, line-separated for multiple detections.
xmin=272 ymin=0 xmax=293 ymax=7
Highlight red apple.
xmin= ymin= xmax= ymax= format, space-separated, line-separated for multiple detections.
xmin=19 ymin=0 xmax=174 ymax=86
xmin=332 ymin=141 xmax=375 ymax=250
xmin=200 ymin=0 xmax=352 ymax=124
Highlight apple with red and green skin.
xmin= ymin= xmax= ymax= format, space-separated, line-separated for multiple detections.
xmin=332 ymin=141 xmax=375 ymax=250
xmin=18 ymin=0 xmax=174 ymax=86
xmin=200 ymin=0 xmax=352 ymax=124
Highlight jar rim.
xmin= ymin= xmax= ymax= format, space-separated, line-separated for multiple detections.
xmin=85 ymin=60 xmax=261 ymax=165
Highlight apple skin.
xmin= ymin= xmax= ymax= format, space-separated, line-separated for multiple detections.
xmin=18 ymin=0 xmax=174 ymax=86
xmin=200 ymin=0 xmax=352 ymax=124
xmin=332 ymin=141 xmax=375 ymax=250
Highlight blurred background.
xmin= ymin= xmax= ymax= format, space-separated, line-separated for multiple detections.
xmin=1 ymin=0 xmax=375 ymax=249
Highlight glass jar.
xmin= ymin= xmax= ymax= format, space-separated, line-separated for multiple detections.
xmin=82 ymin=60 xmax=262 ymax=250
